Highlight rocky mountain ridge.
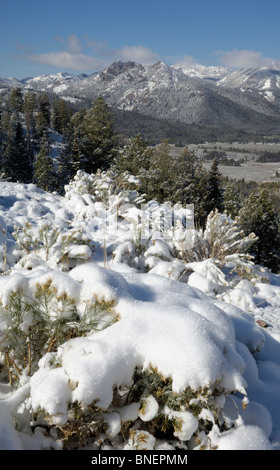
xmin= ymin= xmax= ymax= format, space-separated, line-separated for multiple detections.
xmin=1 ymin=61 xmax=280 ymax=137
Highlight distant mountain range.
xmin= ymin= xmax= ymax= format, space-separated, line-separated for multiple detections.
xmin=2 ymin=61 xmax=280 ymax=141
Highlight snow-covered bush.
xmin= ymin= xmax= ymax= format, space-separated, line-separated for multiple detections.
xmin=27 ymin=270 xmax=251 ymax=449
xmin=65 ymin=169 xmax=145 ymax=210
xmin=13 ymin=220 xmax=93 ymax=271
xmin=0 ymin=268 xmax=118 ymax=385
xmin=173 ymin=210 xmax=258 ymax=268
xmin=0 ymin=175 xmax=278 ymax=451
xmin=62 ymin=171 xmax=262 ymax=288
xmin=0 ymin=215 xmax=18 ymax=273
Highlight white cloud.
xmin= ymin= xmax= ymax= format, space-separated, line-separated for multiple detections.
xmin=18 ymin=35 xmax=108 ymax=72
xmin=84 ymin=38 xmax=160 ymax=64
xmin=216 ymin=49 xmax=280 ymax=69
xmin=117 ymin=45 xmax=160 ymax=65
xmin=173 ymin=54 xmax=197 ymax=67
xmin=16 ymin=35 xmax=161 ymax=72
xmin=20 ymin=51 xmax=108 ymax=72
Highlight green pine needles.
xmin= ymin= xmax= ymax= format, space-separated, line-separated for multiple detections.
xmin=0 ymin=281 xmax=118 ymax=385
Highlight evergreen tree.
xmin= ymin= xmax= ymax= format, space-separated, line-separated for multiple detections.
xmin=23 ymin=91 xmax=36 ymax=133
xmin=171 ymin=147 xmax=201 ymax=200
xmin=56 ymin=130 xmax=78 ymax=194
xmin=170 ymin=147 xmax=211 ymax=228
xmin=52 ymin=98 xmax=72 ymax=135
xmin=146 ymin=140 xmax=174 ymax=202
xmin=223 ymin=182 xmax=241 ymax=218
xmin=35 ymin=94 xmax=51 ymax=139
xmin=9 ymin=88 xmax=24 ymax=113
xmin=38 ymin=93 xmax=51 ymax=126
xmin=81 ymin=97 xmax=118 ymax=174
xmin=13 ymin=119 xmax=33 ymax=183
xmin=34 ymin=134 xmax=56 ymax=192
xmin=131 ymin=143 xmax=212 ymax=228
xmin=69 ymin=130 xmax=84 ymax=175
xmin=64 ymin=113 xmax=85 ymax=176
xmin=23 ymin=92 xmax=36 ymax=163
xmin=170 ymin=147 xmax=195 ymax=201
xmin=114 ymin=134 xmax=152 ymax=176
xmin=1 ymin=113 xmax=32 ymax=183
xmin=206 ymin=157 xmax=224 ymax=214
xmin=239 ymin=187 xmax=280 ymax=272
xmin=187 ymin=164 xmax=210 ymax=229
xmin=23 ymin=91 xmax=36 ymax=120
xmin=0 ymin=107 xmax=6 ymax=169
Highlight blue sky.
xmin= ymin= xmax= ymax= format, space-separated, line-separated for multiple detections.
xmin=1 ymin=0 xmax=280 ymax=78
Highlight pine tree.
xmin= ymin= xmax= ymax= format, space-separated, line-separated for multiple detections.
xmin=239 ymin=187 xmax=280 ymax=272
xmin=1 ymin=113 xmax=33 ymax=183
xmin=81 ymin=97 xmax=118 ymax=174
xmin=34 ymin=134 xmax=56 ymax=192
xmin=171 ymin=147 xmax=199 ymax=201
xmin=23 ymin=91 xmax=36 ymax=162
xmin=223 ymin=182 xmax=241 ymax=218
xmin=60 ymin=115 xmax=85 ymax=180
xmin=23 ymin=91 xmax=36 ymax=123
xmin=114 ymin=134 xmax=152 ymax=176
xmin=146 ymin=140 xmax=174 ymax=202
xmin=171 ymin=147 xmax=211 ymax=228
xmin=70 ymin=130 xmax=84 ymax=175
xmin=9 ymin=88 xmax=24 ymax=113
xmin=52 ymin=98 xmax=72 ymax=135
xmin=206 ymin=157 xmax=224 ymax=214
xmin=13 ymin=119 xmax=33 ymax=183
xmin=188 ymin=164 xmax=211 ymax=229
xmin=35 ymin=93 xmax=51 ymax=139
xmin=56 ymin=131 xmax=78 ymax=194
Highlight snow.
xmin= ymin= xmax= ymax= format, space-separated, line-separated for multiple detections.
xmin=61 ymin=95 xmax=81 ymax=104
xmin=30 ymin=367 xmax=72 ymax=425
xmin=262 ymin=79 xmax=271 ymax=90
xmin=264 ymin=90 xmax=275 ymax=102
xmin=172 ymin=63 xmax=230 ymax=81
xmin=0 ymin=402 xmax=23 ymax=450
xmin=53 ymin=84 xmax=68 ymax=94
xmin=139 ymin=395 xmax=159 ymax=422
xmin=217 ymin=424 xmax=273 ymax=450
xmin=1 ymin=174 xmax=280 ymax=451
xmin=165 ymin=406 xmax=199 ymax=441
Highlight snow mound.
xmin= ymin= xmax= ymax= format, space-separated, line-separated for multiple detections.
xmin=30 ymin=268 xmax=247 ymax=430
xmin=217 ymin=424 xmax=273 ymax=450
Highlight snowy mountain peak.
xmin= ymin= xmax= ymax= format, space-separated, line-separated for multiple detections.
xmin=14 ymin=71 xmax=88 ymax=94
xmin=99 ymin=61 xmax=146 ymax=82
xmin=217 ymin=67 xmax=280 ymax=102
xmin=172 ymin=62 xmax=231 ymax=81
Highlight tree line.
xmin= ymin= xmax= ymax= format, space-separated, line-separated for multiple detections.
xmin=1 ymin=87 xmax=280 ymax=272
